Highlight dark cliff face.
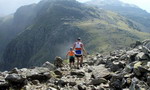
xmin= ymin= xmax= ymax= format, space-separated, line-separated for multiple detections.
xmin=0 ymin=4 xmax=37 ymax=62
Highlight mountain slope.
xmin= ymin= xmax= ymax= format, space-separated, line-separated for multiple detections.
xmin=1 ymin=0 xmax=150 ymax=70
xmin=2 ymin=0 xmax=90 ymax=70
xmin=0 ymin=15 xmax=13 ymax=60
xmin=0 ymin=4 xmax=37 ymax=61
xmin=72 ymin=10 xmax=150 ymax=52
xmin=86 ymin=0 xmax=150 ymax=33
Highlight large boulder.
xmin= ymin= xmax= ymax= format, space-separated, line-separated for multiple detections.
xmin=126 ymin=48 xmax=140 ymax=62
xmin=42 ymin=61 xmax=56 ymax=71
xmin=88 ymin=78 xmax=107 ymax=86
xmin=54 ymin=56 xmax=64 ymax=68
xmin=130 ymin=40 xmax=142 ymax=48
xmin=106 ymin=61 xmax=125 ymax=72
xmin=133 ymin=61 xmax=149 ymax=76
xmin=135 ymin=52 xmax=149 ymax=61
xmin=142 ymin=39 xmax=150 ymax=57
xmin=91 ymin=65 xmax=110 ymax=79
xmin=77 ymin=84 xmax=86 ymax=90
xmin=54 ymin=69 xmax=63 ymax=78
xmin=21 ymin=67 xmax=52 ymax=82
xmin=109 ymin=74 xmax=123 ymax=90
xmin=5 ymin=74 xmax=26 ymax=83
xmin=0 ymin=76 xmax=9 ymax=90
xmin=70 ymin=70 xmax=85 ymax=78
xmin=129 ymin=77 xmax=150 ymax=90
xmin=5 ymin=73 xmax=26 ymax=89
xmin=147 ymin=75 xmax=150 ymax=86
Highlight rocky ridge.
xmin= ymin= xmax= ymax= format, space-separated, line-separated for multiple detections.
xmin=0 ymin=39 xmax=150 ymax=90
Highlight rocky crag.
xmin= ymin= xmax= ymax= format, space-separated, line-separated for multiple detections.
xmin=0 ymin=40 xmax=150 ymax=90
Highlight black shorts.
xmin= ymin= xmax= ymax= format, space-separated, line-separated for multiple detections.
xmin=69 ymin=56 xmax=75 ymax=63
xmin=75 ymin=55 xmax=83 ymax=57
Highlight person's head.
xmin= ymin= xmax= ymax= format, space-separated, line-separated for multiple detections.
xmin=70 ymin=47 xmax=73 ymax=51
xmin=77 ymin=37 xmax=81 ymax=42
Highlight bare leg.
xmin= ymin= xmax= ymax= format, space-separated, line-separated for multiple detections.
xmin=69 ymin=63 xmax=71 ymax=68
xmin=76 ymin=57 xmax=80 ymax=68
xmin=80 ymin=56 xmax=83 ymax=67
xmin=73 ymin=62 xmax=75 ymax=67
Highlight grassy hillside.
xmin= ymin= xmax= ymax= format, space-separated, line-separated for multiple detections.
xmin=86 ymin=0 xmax=150 ymax=33
xmin=71 ymin=10 xmax=150 ymax=53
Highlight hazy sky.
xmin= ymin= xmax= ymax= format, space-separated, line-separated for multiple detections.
xmin=0 ymin=0 xmax=150 ymax=17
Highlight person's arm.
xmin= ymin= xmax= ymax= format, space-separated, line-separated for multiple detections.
xmin=66 ymin=52 xmax=69 ymax=59
xmin=73 ymin=43 xmax=76 ymax=50
xmin=73 ymin=51 xmax=76 ymax=57
xmin=81 ymin=44 xmax=87 ymax=56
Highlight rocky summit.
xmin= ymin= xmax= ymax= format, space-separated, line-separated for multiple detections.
xmin=0 ymin=39 xmax=150 ymax=90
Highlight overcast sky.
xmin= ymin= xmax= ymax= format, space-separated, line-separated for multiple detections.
xmin=0 ymin=0 xmax=150 ymax=17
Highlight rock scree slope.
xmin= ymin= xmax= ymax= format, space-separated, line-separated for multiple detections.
xmin=0 ymin=40 xmax=150 ymax=90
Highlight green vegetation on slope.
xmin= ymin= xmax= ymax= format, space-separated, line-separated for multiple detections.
xmin=72 ymin=11 xmax=150 ymax=53
xmin=87 ymin=0 xmax=150 ymax=33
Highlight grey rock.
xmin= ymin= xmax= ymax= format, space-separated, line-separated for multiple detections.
xmin=124 ymin=65 xmax=133 ymax=73
xmin=70 ymin=70 xmax=85 ymax=78
xmin=133 ymin=68 xmax=141 ymax=76
xmin=77 ymin=84 xmax=86 ymax=90
xmin=47 ymin=83 xmax=59 ymax=90
xmin=9 ymin=67 xmax=20 ymax=74
xmin=126 ymin=48 xmax=140 ymax=62
xmin=142 ymin=39 xmax=150 ymax=49
xmin=92 ymin=65 xmax=110 ymax=79
xmin=24 ymin=67 xmax=51 ymax=82
xmin=137 ymin=81 xmax=150 ymax=90
xmin=119 ymin=54 xmax=128 ymax=60
xmin=54 ymin=70 xmax=63 ymax=78
xmin=24 ymin=67 xmax=50 ymax=77
xmin=32 ymin=80 xmax=40 ymax=85
xmin=68 ymin=81 xmax=76 ymax=86
xmin=5 ymin=74 xmax=26 ymax=83
xmin=133 ymin=61 xmax=148 ymax=77
xmin=48 ymin=78 xmax=58 ymax=85
xmin=109 ymin=74 xmax=123 ymax=90
xmin=109 ymin=61 xmax=125 ymax=72
xmin=46 ymin=87 xmax=58 ymax=90
xmin=0 ymin=76 xmax=9 ymax=90
xmin=142 ymin=40 xmax=150 ymax=57
xmin=135 ymin=52 xmax=149 ymax=61
xmin=96 ymin=53 xmax=103 ymax=58
xmin=42 ymin=61 xmax=56 ymax=71
xmin=86 ymin=60 xmax=95 ymax=66
xmin=128 ymin=77 xmax=148 ymax=90
xmin=54 ymin=56 xmax=64 ymax=68
xmin=57 ymin=80 xmax=67 ymax=87
xmin=129 ymin=78 xmax=140 ymax=90
xmin=147 ymin=76 xmax=150 ymax=86
xmin=130 ymin=40 xmax=142 ymax=48
xmin=5 ymin=73 xmax=26 ymax=89
xmin=95 ymin=58 xmax=106 ymax=65
xmin=88 ymin=78 xmax=107 ymax=86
